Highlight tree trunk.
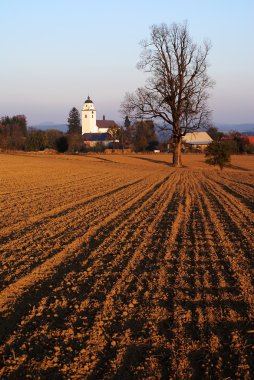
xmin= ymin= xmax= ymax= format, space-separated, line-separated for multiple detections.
xmin=172 ymin=138 xmax=182 ymax=167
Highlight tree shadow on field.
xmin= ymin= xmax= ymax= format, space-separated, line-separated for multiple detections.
xmin=89 ymin=344 xmax=149 ymax=380
xmin=91 ymin=156 xmax=119 ymax=164
xmin=90 ymin=342 xmax=172 ymax=380
xmin=225 ymin=163 xmax=251 ymax=171
xmin=188 ymin=318 xmax=254 ymax=380
xmin=113 ymin=344 xmax=149 ymax=380
xmin=131 ymin=155 xmax=173 ymax=167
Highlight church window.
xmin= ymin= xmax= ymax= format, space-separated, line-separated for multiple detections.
xmin=85 ymin=115 xmax=87 ymax=118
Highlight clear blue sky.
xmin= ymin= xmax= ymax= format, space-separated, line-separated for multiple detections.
xmin=1 ymin=0 xmax=253 ymax=126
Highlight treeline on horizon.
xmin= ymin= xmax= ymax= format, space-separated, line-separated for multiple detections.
xmin=0 ymin=113 xmax=254 ymax=154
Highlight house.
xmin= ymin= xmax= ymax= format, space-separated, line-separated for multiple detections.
xmin=81 ymin=96 xmax=118 ymax=146
xmin=182 ymin=131 xmax=213 ymax=151
xmin=243 ymin=136 xmax=254 ymax=145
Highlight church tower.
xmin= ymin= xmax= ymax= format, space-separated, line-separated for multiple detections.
xmin=81 ymin=96 xmax=97 ymax=134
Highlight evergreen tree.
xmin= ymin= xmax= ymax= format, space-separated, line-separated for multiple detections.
xmin=67 ymin=107 xmax=81 ymax=134
xmin=124 ymin=116 xmax=130 ymax=129
xmin=205 ymin=141 xmax=231 ymax=170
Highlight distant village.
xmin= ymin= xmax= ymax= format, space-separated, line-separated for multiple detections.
xmin=0 ymin=96 xmax=254 ymax=154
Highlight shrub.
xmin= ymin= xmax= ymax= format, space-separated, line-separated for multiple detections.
xmin=205 ymin=141 xmax=231 ymax=170
xmin=55 ymin=136 xmax=68 ymax=153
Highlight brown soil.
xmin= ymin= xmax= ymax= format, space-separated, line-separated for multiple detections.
xmin=0 ymin=152 xmax=253 ymax=379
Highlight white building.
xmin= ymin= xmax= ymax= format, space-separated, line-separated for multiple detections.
xmin=81 ymin=96 xmax=98 ymax=134
xmin=182 ymin=131 xmax=213 ymax=151
xmin=81 ymin=96 xmax=118 ymax=146
xmin=81 ymin=96 xmax=118 ymax=134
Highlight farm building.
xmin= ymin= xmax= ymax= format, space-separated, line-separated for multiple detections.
xmin=243 ymin=136 xmax=254 ymax=145
xmin=82 ymin=132 xmax=110 ymax=147
xmin=81 ymin=96 xmax=118 ymax=147
xmin=182 ymin=131 xmax=213 ymax=151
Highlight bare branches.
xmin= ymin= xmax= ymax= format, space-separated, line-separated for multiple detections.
xmin=120 ymin=22 xmax=214 ymax=166
xmin=121 ymin=22 xmax=213 ymax=132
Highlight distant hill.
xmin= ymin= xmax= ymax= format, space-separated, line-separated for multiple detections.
xmin=215 ymin=123 xmax=254 ymax=135
xmin=29 ymin=122 xmax=67 ymax=132
xmin=155 ymin=123 xmax=254 ymax=141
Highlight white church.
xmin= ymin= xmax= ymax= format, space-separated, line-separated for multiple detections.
xmin=81 ymin=96 xmax=118 ymax=146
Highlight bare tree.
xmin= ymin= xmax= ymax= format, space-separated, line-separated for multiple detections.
xmin=121 ymin=22 xmax=214 ymax=166
xmin=107 ymin=124 xmax=120 ymax=152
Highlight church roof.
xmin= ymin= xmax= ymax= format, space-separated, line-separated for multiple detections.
xmin=82 ymin=133 xmax=109 ymax=142
xmin=85 ymin=96 xmax=93 ymax=104
xmin=97 ymin=120 xmax=118 ymax=129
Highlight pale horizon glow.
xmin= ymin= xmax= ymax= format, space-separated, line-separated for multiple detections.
xmin=1 ymin=0 xmax=254 ymax=126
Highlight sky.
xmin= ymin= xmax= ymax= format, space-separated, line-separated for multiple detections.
xmin=1 ymin=0 xmax=254 ymax=126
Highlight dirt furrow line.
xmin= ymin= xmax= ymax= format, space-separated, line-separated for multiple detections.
xmin=184 ymin=173 xmax=253 ymax=378
xmin=1 ymin=154 xmax=253 ymax=379
xmin=203 ymin=173 xmax=254 ymax=222
xmin=201 ymin=174 xmax=254 ymax=257
xmin=0 ymin=170 xmax=177 ymax=378
xmin=197 ymin=177 xmax=254 ymax=317
xmin=0 ymin=171 xmax=175 ymax=377
xmin=65 ymin=171 xmax=188 ymax=378
xmin=156 ymin=171 xmax=203 ymax=379
xmin=203 ymin=171 xmax=254 ymax=211
xmin=0 ymin=172 xmax=107 ymax=204
xmin=57 ymin=171 xmax=183 ymax=378
xmin=0 ymin=175 xmax=144 ymax=243
xmin=0 ymin=171 xmax=170 ymax=320
xmin=0 ymin=172 xmax=170 ymax=289
xmin=0 ymin=175 xmax=155 ymax=289
xmin=0 ymin=173 xmax=118 ymax=226
xmin=217 ymin=172 xmax=254 ymax=189
xmin=121 ymin=172 xmax=193 ymax=379
xmin=0 ymin=181 xmax=147 ymax=289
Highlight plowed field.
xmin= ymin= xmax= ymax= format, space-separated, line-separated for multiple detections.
xmin=0 ymin=152 xmax=254 ymax=379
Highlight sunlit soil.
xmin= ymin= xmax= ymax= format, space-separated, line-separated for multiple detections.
xmin=0 ymin=152 xmax=253 ymax=379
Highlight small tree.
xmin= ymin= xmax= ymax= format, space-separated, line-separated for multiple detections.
xmin=45 ymin=129 xmax=63 ymax=149
xmin=107 ymin=124 xmax=120 ymax=152
xmin=25 ymin=129 xmax=47 ymax=151
xmin=205 ymin=141 xmax=231 ymax=170
xmin=67 ymin=133 xmax=84 ymax=153
xmin=67 ymin=107 xmax=81 ymax=134
xmin=124 ymin=116 xmax=131 ymax=129
xmin=0 ymin=115 xmax=27 ymax=150
xmin=55 ymin=136 xmax=68 ymax=153
xmin=133 ymin=120 xmax=158 ymax=151
xmin=227 ymin=131 xmax=249 ymax=154
xmin=207 ymin=126 xmax=224 ymax=141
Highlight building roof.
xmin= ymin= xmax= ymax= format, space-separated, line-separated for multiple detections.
xmin=187 ymin=141 xmax=213 ymax=145
xmin=182 ymin=131 xmax=213 ymax=144
xmin=97 ymin=120 xmax=118 ymax=129
xmin=85 ymin=96 xmax=93 ymax=104
xmin=82 ymin=133 xmax=109 ymax=142
xmin=244 ymin=136 xmax=254 ymax=145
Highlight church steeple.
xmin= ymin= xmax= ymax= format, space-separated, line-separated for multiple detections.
xmin=82 ymin=96 xmax=97 ymax=134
